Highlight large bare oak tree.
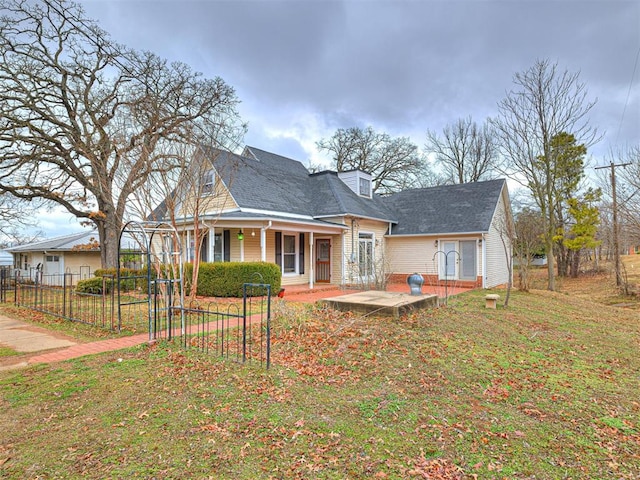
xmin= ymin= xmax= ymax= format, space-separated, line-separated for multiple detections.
xmin=0 ymin=0 xmax=244 ymax=268
xmin=425 ymin=116 xmax=500 ymax=184
xmin=317 ymin=126 xmax=427 ymax=194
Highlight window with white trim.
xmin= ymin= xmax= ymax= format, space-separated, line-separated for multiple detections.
xmin=275 ymin=232 xmax=305 ymax=275
xmin=202 ymin=170 xmax=216 ymax=195
xmin=283 ymin=234 xmax=296 ymax=273
xmin=359 ymin=177 xmax=371 ymax=197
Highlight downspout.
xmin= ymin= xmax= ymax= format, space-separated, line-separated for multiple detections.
xmin=341 ymin=230 xmax=346 ymax=288
xmin=481 ymin=233 xmax=487 ymax=289
xmin=260 ymin=221 xmax=272 ymax=262
xmin=351 ymin=218 xmax=356 ymax=263
xmin=309 ymin=232 xmax=314 ymax=290
xmin=351 ymin=217 xmax=356 ymax=285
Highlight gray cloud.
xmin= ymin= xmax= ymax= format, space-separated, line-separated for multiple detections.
xmin=81 ymin=0 xmax=639 ymax=163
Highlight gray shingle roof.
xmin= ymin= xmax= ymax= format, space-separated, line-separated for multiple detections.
xmin=7 ymin=230 xmax=100 ymax=252
xmin=308 ymin=171 xmax=396 ymax=221
xmin=381 ymin=179 xmax=506 ymax=235
xmin=210 ymin=147 xmax=395 ymax=222
xmin=162 ymin=146 xmax=507 ymax=237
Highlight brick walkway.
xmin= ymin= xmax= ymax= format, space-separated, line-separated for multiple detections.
xmin=6 ymin=283 xmax=470 ymax=369
xmin=26 ymin=333 xmax=150 ymax=365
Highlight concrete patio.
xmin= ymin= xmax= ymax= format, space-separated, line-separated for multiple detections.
xmin=321 ymin=290 xmax=439 ymax=319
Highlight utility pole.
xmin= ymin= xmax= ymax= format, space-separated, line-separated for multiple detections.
xmin=595 ymin=161 xmax=631 ymax=286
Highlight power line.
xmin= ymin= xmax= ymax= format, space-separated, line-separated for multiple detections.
xmin=616 ymin=46 xmax=640 ymax=147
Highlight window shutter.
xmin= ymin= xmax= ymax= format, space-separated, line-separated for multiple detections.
xmin=299 ymin=233 xmax=305 ymax=274
xmin=223 ymin=230 xmax=230 ymax=262
xmin=275 ymin=232 xmax=282 ymax=269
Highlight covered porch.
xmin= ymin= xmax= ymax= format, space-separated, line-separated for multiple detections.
xmin=176 ymin=213 xmax=348 ymax=290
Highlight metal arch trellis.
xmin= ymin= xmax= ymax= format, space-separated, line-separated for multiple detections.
xmin=432 ymin=249 xmax=461 ymax=306
xmin=117 ymin=220 xmax=184 ymax=340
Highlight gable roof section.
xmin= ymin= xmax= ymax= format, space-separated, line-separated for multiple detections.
xmin=155 ymin=146 xmax=507 ymax=233
xmin=382 ymin=179 xmax=507 ymax=235
xmin=212 ymin=147 xmax=316 ymax=216
xmin=7 ymin=230 xmax=100 ymax=252
xmin=208 ymin=146 xmax=395 ymax=222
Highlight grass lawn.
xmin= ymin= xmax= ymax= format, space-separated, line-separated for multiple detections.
xmin=0 ymin=270 xmax=639 ymax=478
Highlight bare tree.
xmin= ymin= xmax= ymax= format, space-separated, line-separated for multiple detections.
xmin=128 ymin=139 xmax=240 ymax=299
xmin=317 ymin=126 xmax=427 ymax=194
xmin=0 ymin=194 xmax=44 ymax=245
xmin=495 ymin=204 xmax=515 ymax=307
xmin=493 ymin=59 xmax=599 ymax=291
xmin=425 ymin=116 xmax=499 ymax=184
xmin=513 ymin=208 xmax=546 ymax=292
xmin=0 ymin=0 xmax=244 ymax=268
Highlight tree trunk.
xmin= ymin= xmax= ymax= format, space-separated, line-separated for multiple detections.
xmin=95 ymin=202 xmax=121 ymax=269
xmin=546 ymin=237 xmax=555 ymax=291
xmin=569 ymin=249 xmax=581 ymax=278
xmin=556 ymin=243 xmax=570 ymax=277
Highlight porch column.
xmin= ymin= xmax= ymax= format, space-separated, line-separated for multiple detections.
xmin=309 ymin=232 xmax=314 ymax=290
xmin=240 ymin=234 xmax=244 ymax=262
xmin=208 ymin=229 xmax=214 ymax=263
xmin=260 ymin=228 xmax=267 ymax=261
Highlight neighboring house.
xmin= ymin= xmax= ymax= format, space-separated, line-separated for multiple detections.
xmin=7 ymin=230 xmax=100 ymax=284
xmin=0 ymin=250 xmax=12 ymax=268
xmin=153 ymin=146 xmax=513 ymax=290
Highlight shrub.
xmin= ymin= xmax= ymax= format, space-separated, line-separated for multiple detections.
xmin=80 ymin=268 xmax=149 ymax=293
xmin=76 ymin=277 xmax=113 ymax=294
xmin=183 ymin=262 xmax=281 ymax=297
xmin=77 ymin=263 xmax=281 ymax=298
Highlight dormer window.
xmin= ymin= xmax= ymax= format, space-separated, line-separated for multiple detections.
xmin=359 ymin=177 xmax=371 ymax=197
xmin=338 ymin=169 xmax=373 ymax=199
xmin=202 ymin=170 xmax=216 ymax=195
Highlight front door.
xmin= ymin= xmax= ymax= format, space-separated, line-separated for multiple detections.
xmin=315 ymin=239 xmax=331 ymax=283
xmin=358 ymin=233 xmax=374 ymax=283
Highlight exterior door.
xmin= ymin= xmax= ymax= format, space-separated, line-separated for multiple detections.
xmin=358 ymin=233 xmax=374 ymax=283
xmin=315 ymin=239 xmax=331 ymax=283
xmin=440 ymin=241 xmax=458 ymax=279
xmin=459 ymin=241 xmax=477 ymax=281
xmin=45 ymin=254 xmax=61 ymax=275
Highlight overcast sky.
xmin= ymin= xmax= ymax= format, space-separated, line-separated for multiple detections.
xmin=38 ymin=0 xmax=640 ymax=237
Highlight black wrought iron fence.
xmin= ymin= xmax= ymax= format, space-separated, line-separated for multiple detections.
xmin=9 ymin=273 xmax=272 ymax=368
xmin=166 ymin=283 xmax=272 ymax=368
xmin=15 ymin=273 xmax=117 ymax=329
xmin=0 ymin=268 xmax=15 ymax=303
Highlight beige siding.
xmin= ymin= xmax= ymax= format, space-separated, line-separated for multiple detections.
xmin=342 ymin=218 xmax=389 ymax=285
xmin=64 ymin=252 xmax=101 ymax=278
xmin=386 ymin=235 xmax=483 ymax=279
xmin=241 ymin=232 xmax=262 ymax=262
xmin=385 ymin=236 xmax=438 ymax=276
xmin=331 ymin=233 xmax=345 ymax=285
xmin=229 ymin=229 xmax=242 ymax=261
xmin=178 ymin=179 xmax=238 ymax=218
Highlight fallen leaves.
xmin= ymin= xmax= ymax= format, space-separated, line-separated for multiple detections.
xmin=407 ymin=454 xmax=465 ymax=479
